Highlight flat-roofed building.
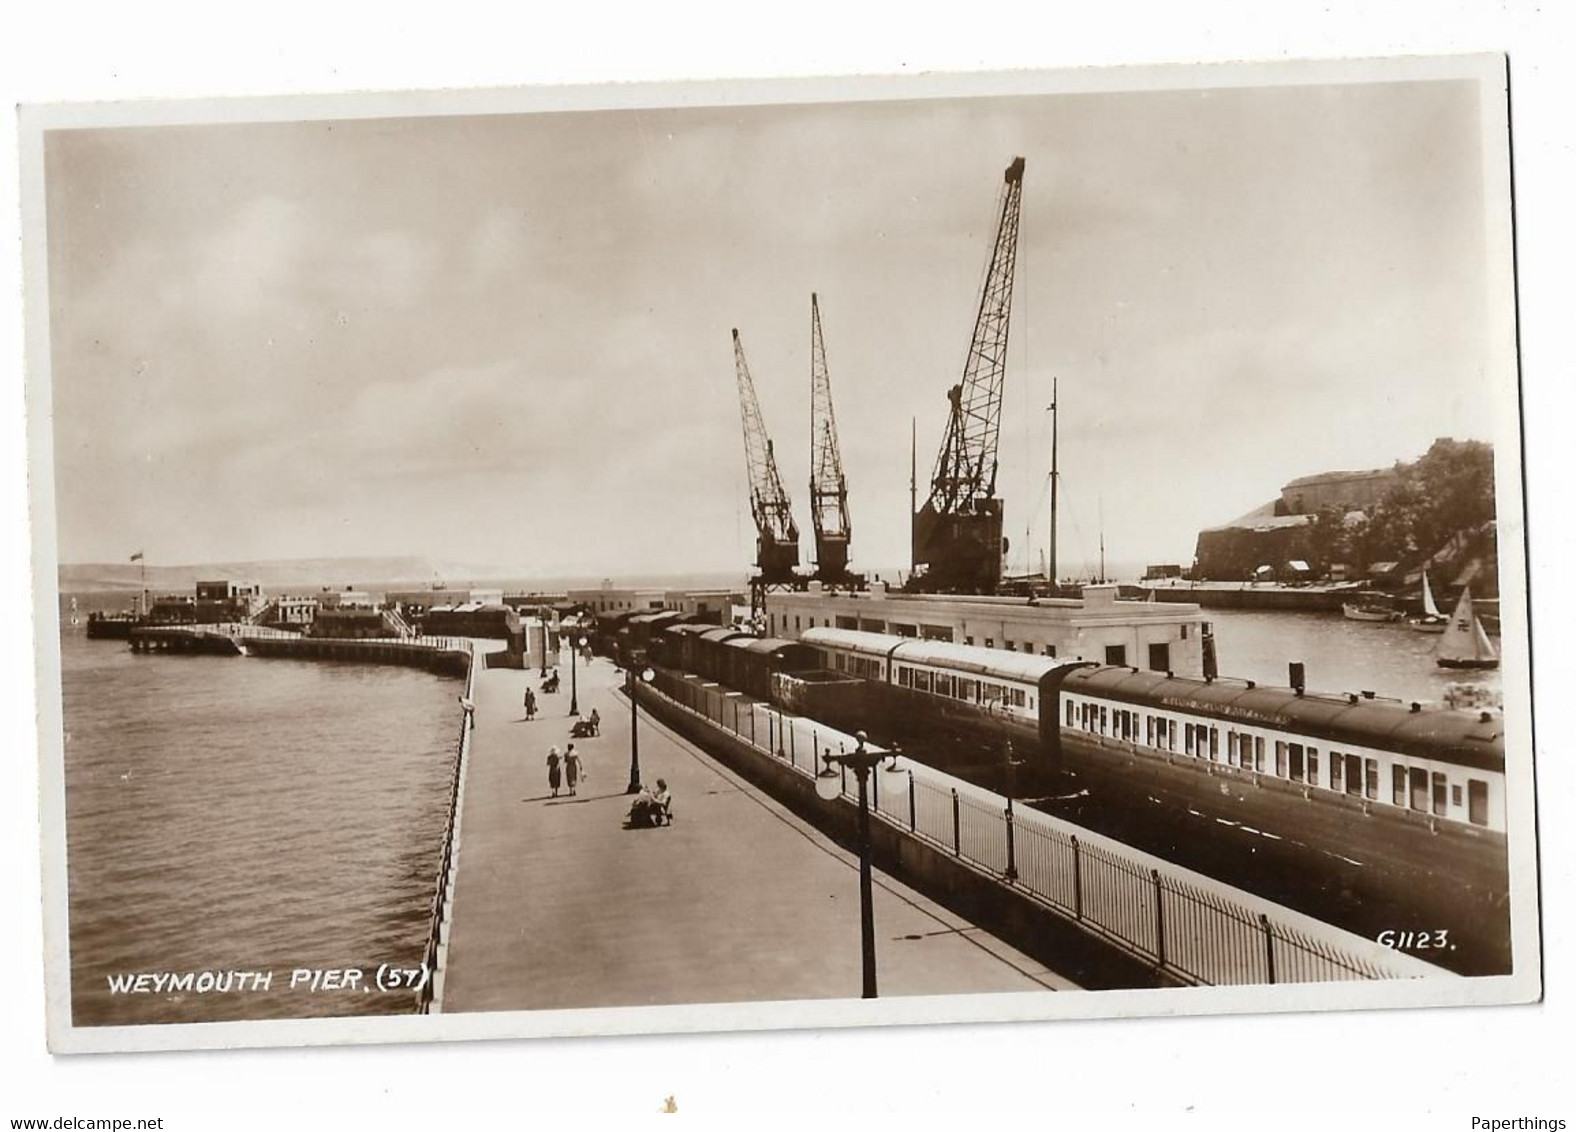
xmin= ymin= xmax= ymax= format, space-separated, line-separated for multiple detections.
xmin=662 ymin=589 xmax=746 ymax=625
xmin=765 ymin=582 xmax=1208 ymax=677
xmin=568 ymin=584 xmax=670 ymax=616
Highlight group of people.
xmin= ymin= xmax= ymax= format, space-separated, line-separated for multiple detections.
xmin=626 ymin=779 xmax=672 ymax=828
xmin=529 ymin=671 xmax=670 ymax=829
xmin=544 ymin=743 xmax=584 ymax=797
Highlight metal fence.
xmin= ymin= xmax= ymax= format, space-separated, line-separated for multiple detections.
xmin=416 ymin=640 xmax=478 ymax=1013
xmin=651 ymin=669 xmax=1436 ymax=987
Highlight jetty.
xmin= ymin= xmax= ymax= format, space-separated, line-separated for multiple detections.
xmin=430 ymin=653 xmax=1071 ymax=1012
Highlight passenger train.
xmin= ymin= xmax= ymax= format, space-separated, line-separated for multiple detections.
xmin=795 ymin=627 xmax=1506 ymax=837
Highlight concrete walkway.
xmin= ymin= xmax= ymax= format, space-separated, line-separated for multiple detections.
xmin=439 ymin=653 xmax=1075 ymax=1013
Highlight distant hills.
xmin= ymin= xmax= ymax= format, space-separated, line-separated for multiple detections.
xmin=60 ymin=557 xmax=510 ymax=593
xmin=58 ymin=557 xmax=752 ymax=596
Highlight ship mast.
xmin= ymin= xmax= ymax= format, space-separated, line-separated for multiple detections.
xmin=1047 ymin=377 xmax=1058 ymax=590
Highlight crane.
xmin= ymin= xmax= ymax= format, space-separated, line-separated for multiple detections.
xmin=732 ymin=328 xmax=800 ymax=615
xmin=808 ymin=293 xmax=860 ymax=586
xmin=911 ymin=156 xmax=1026 ymax=593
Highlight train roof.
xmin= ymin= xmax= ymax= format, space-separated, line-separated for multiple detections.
xmin=800 ymin=627 xmax=905 ymax=658
xmin=801 ymin=627 xmax=1080 ymax=685
xmin=665 ymin=623 xmax=714 ymax=639
xmin=628 ymin=610 xmax=685 ymax=626
xmin=1063 ymin=667 xmax=1504 ymax=771
xmin=698 ymin=627 xmax=747 ymax=643
xmin=729 ymin=636 xmax=817 ymax=658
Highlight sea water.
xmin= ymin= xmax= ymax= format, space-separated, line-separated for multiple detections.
xmin=55 ymin=615 xmax=460 ymax=1025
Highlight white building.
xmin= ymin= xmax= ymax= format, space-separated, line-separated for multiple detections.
xmin=765 ymin=583 xmax=1209 ymax=677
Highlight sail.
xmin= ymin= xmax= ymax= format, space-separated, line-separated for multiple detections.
xmin=1421 ymin=570 xmax=1442 ymax=618
xmin=1437 ymin=585 xmax=1498 ymax=665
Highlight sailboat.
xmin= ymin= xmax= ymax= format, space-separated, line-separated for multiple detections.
xmin=1435 ymin=585 xmax=1499 ymax=670
xmin=1406 ymin=569 xmax=1448 ymax=633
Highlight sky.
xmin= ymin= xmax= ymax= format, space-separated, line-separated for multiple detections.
xmin=39 ymin=73 xmax=1510 ymax=581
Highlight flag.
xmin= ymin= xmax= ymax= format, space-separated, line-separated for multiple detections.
xmin=129 ymin=551 xmax=144 ymax=563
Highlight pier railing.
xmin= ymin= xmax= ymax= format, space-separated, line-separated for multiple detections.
xmin=650 ymin=670 xmax=1444 ymax=987
xmin=416 ymin=639 xmax=478 ymax=1013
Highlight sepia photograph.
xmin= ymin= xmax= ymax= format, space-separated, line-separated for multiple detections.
xmin=20 ymin=51 xmax=1538 ymax=1057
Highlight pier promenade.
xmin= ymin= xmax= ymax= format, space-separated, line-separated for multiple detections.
xmin=437 ymin=652 xmax=1072 ymax=1012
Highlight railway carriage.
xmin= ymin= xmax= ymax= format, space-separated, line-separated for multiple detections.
xmin=799 ymin=626 xmax=1506 ymax=837
xmin=1059 ymin=668 xmax=1505 ymax=833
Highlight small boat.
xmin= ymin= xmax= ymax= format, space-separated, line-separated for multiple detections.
xmin=1436 ymin=585 xmax=1499 ymax=670
xmin=1342 ymin=593 xmax=1401 ymax=622
xmin=1406 ymin=570 xmax=1448 ymax=633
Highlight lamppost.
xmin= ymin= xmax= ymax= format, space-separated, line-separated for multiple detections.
xmin=626 ymin=663 xmax=655 ymax=794
xmin=569 ymin=633 xmax=587 ymax=716
xmin=815 ymin=730 xmax=901 ymax=999
xmin=538 ymin=606 xmax=549 ymax=677
xmin=1002 ymin=737 xmax=1023 ymax=882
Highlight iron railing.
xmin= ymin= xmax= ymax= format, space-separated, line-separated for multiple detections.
xmin=650 ymin=670 xmax=1443 ymax=987
xmin=416 ymin=639 xmax=478 ymax=1012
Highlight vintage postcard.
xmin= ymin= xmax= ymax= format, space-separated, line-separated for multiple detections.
xmin=20 ymin=52 xmax=1539 ymax=1055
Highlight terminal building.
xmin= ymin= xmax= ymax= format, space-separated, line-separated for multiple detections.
xmin=766 ymin=583 xmax=1209 ymax=678
xmin=567 ymin=583 xmax=747 ymax=626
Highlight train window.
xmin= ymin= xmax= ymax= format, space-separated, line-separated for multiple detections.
xmin=1452 ymin=784 xmax=1463 ymax=808
xmin=1254 ymin=736 xmax=1265 ymax=771
xmin=1185 ymin=725 xmax=1197 ymax=755
xmin=1226 ymin=731 xmax=1238 ymax=766
xmin=1468 ymin=779 xmax=1489 ymax=826
xmin=1010 ymin=688 xmax=1026 ymax=708
xmin=1275 ymin=741 xmax=1288 ymax=777
xmin=1432 ymin=772 xmax=1448 ymax=816
xmin=958 ymin=678 xmax=977 ymax=702
xmin=1306 ymin=748 xmax=1318 ymax=782
xmin=1365 ymin=759 xmax=1380 ymax=800
xmin=1099 ymin=706 xmax=1108 ymax=734
xmin=935 ymin=674 xmax=954 ymax=698
xmin=1344 ymin=754 xmax=1363 ymax=797
xmin=914 ymin=670 xmax=932 ymax=693
xmin=1409 ymin=767 xmax=1429 ymax=811
xmin=897 ymin=666 xmax=912 ymax=688
xmin=1210 ymin=728 xmax=1220 ymax=761
xmin=1331 ymin=753 xmax=1343 ymax=791
xmin=1288 ymin=743 xmax=1304 ymax=781
xmin=1067 ymin=701 xmax=1076 ymax=727
xmin=1170 ymin=721 xmax=1180 ymax=753
xmin=1147 ymin=716 xmax=1156 ymax=745
xmin=1393 ymin=765 xmax=1407 ymax=806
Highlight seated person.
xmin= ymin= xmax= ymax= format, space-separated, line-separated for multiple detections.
xmin=627 ymin=778 xmax=673 ymax=828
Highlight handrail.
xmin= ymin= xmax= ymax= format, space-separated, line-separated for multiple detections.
xmin=415 ymin=639 xmax=477 ymax=1013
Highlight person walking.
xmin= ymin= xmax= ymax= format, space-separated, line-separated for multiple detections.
xmin=587 ymin=707 xmax=601 ymax=736
xmin=546 ymin=745 xmax=562 ymax=798
xmin=523 ymin=686 xmax=537 ymax=721
xmin=564 ymin=744 xmax=583 ymax=797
